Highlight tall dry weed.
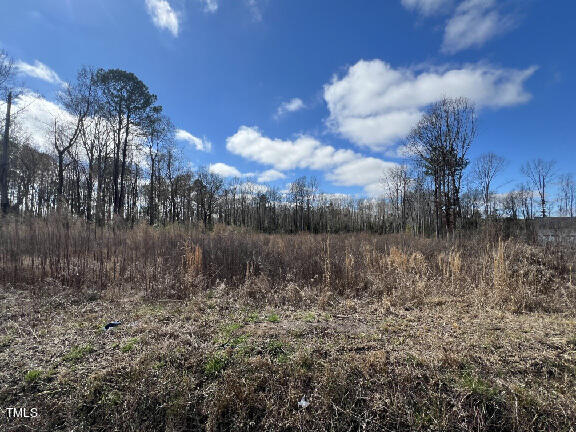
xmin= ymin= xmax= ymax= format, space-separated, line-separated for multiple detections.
xmin=492 ymin=239 xmax=508 ymax=292
xmin=184 ymin=243 xmax=203 ymax=278
xmin=0 ymin=217 xmax=573 ymax=311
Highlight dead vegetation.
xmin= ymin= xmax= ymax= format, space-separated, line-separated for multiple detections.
xmin=1 ymin=217 xmax=576 ymax=431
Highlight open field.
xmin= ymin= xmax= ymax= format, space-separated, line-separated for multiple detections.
xmin=2 ymin=218 xmax=576 ymax=431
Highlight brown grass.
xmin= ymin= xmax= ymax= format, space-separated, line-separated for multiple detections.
xmin=1 ymin=216 xmax=576 ymax=430
xmin=0 ymin=215 xmax=574 ymax=312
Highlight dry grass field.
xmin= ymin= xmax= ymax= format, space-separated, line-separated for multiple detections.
xmin=2 ymin=217 xmax=576 ymax=431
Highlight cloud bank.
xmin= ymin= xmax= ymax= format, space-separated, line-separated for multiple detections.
xmin=226 ymin=126 xmax=397 ymax=195
xmin=324 ymin=59 xmax=536 ymax=150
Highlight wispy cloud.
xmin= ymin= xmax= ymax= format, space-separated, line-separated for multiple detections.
xmin=202 ymin=0 xmax=218 ymax=13
xmin=245 ymin=0 xmax=263 ymax=22
xmin=402 ymin=0 xmax=520 ymax=53
xmin=201 ymin=0 xmax=263 ymax=19
xmin=145 ymin=0 xmax=180 ymax=37
xmin=15 ymin=60 xmax=64 ymax=86
xmin=401 ymin=0 xmax=454 ymax=16
xmin=175 ymin=129 xmax=212 ymax=152
xmin=276 ymin=98 xmax=305 ymax=118
xmin=442 ymin=0 xmax=516 ymax=53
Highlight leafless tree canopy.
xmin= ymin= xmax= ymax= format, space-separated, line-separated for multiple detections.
xmin=0 ymin=49 xmax=14 ymax=97
xmin=472 ymin=152 xmax=507 ymax=217
xmin=521 ymin=158 xmax=556 ymax=218
xmin=408 ymin=97 xmax=477 ymax=234
xmin=558 ymin=174 xmax=576 ymax=217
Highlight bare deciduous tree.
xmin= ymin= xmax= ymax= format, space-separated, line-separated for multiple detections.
xmin=1 ymin=49 xmax=15 ymax=213
xmin=558 ymin=174 xmax=576 ymax=217
xmin=52 ymin=68 xmax=96 ymax=207
xmin=143 ymin=114 xmax=173 ymax=225
xmin=472 ymin=152 xmax=506 ymax=217
xmin=0 ymin=49 xmax=14 ymax=94
xmin=502 ymin=190 xmax=520 ymax=219
xmin=408 ymin=97 xmax=477 ymax=235
xmin=382 ymin=164 xmax=411 ymax=230
xmin=521 ymin=159 xmax=556 ymax=218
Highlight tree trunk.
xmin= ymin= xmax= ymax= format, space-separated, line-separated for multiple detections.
xmin=118 ymin=115 xmax=130 ymax=216
xmin=86 ymin=158 xmax=93 ymax=221
xmin=57 ymin=151 xmax=65 ymax=209
xmin=1 ymin=91 xmax=12 ymax=214
xmin=112 ymin=120 xmax=122 ymax=215
xmin=149 ymin=157 xmax=155 ymax=225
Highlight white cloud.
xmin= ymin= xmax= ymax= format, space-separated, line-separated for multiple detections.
xmin=227 ymin=126 xmax=357 ymax=171
xmin=204 ymin=0 xmax=219 ymax=13
xmin=1 ymin=91 xmax=72 ymax=153
xmin=324 ymin=59 xmax=536 ymax=150
xmin=401 ymin=0 xmax=453 ymax=16
xmin=209 ymin=163 xmax=242 ymax=178
xmin=209 ymin=162 xmax=285 ymax=184
xmin=175 ymin=129 xmax=212 ymax=152
xmin=145 ymin=0 xmax=180 ymax=37
xmin=15 ymin=60 xmax=64 ymax=86
xmin=276 ymin=98 xmax=305 ymax=118
xmin=2 ymin=92 xmax=152 ymax=166
xmin=208 ymin=162 xmax=254 ymax=178
xmin=384 ymin=143 xmax=418 ymax=159
xmin=257 ymin=169 xmax=286 ymax=183
xmin=226 ymin=126 xmax=397 ymax=195
xmin=442 ymin=0 xmax=516 ymax=53
xmin=192 ymin=0 xmax=265 ymax=18
xmin=327 ymin=157 xmax=396 ymax=192
xmin=245 ymin=0 xmax=263 ymax=22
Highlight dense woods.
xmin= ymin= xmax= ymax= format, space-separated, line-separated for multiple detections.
xmin=1 ymin=50 xmax=575 ymax=236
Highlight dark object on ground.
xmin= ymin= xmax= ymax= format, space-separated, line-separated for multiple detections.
xmin=104 ymin=321 xmax=121 ymax=330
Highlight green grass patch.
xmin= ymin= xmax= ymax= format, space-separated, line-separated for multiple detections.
xmin=121 ymin=338 xmax=140 ymax=353
xmin=265 ymin=339 xmax=291 ymax=363
xmin=24 ymin=368 xmax=55 ymax=384
xmin=245 ymin=312 xmax=261 ymax=323
xmin=63 ymin=344 xmax=95 ymax=362
xmin=204 ymin=352 xmax=229 ymax=376
xmin=222 ymin=322 xmax=244 ymax=335
xmin=459 ymin=373 xmax=500 ymax=399
xmin=24 ymin=369 xmax=44 ymax=383
xmin=266 ymin=313 xmax=280 ymax=323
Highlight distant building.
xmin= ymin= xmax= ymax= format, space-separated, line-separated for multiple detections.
xmin=533 ymin=217 xmax=576 ymax=243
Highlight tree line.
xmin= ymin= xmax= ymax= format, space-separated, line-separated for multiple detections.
xmin=1 ymin=50 xmax=574 ymax=235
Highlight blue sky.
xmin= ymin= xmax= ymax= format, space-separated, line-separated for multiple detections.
xmin=0 ymin=0 xmax=574 ymax=196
